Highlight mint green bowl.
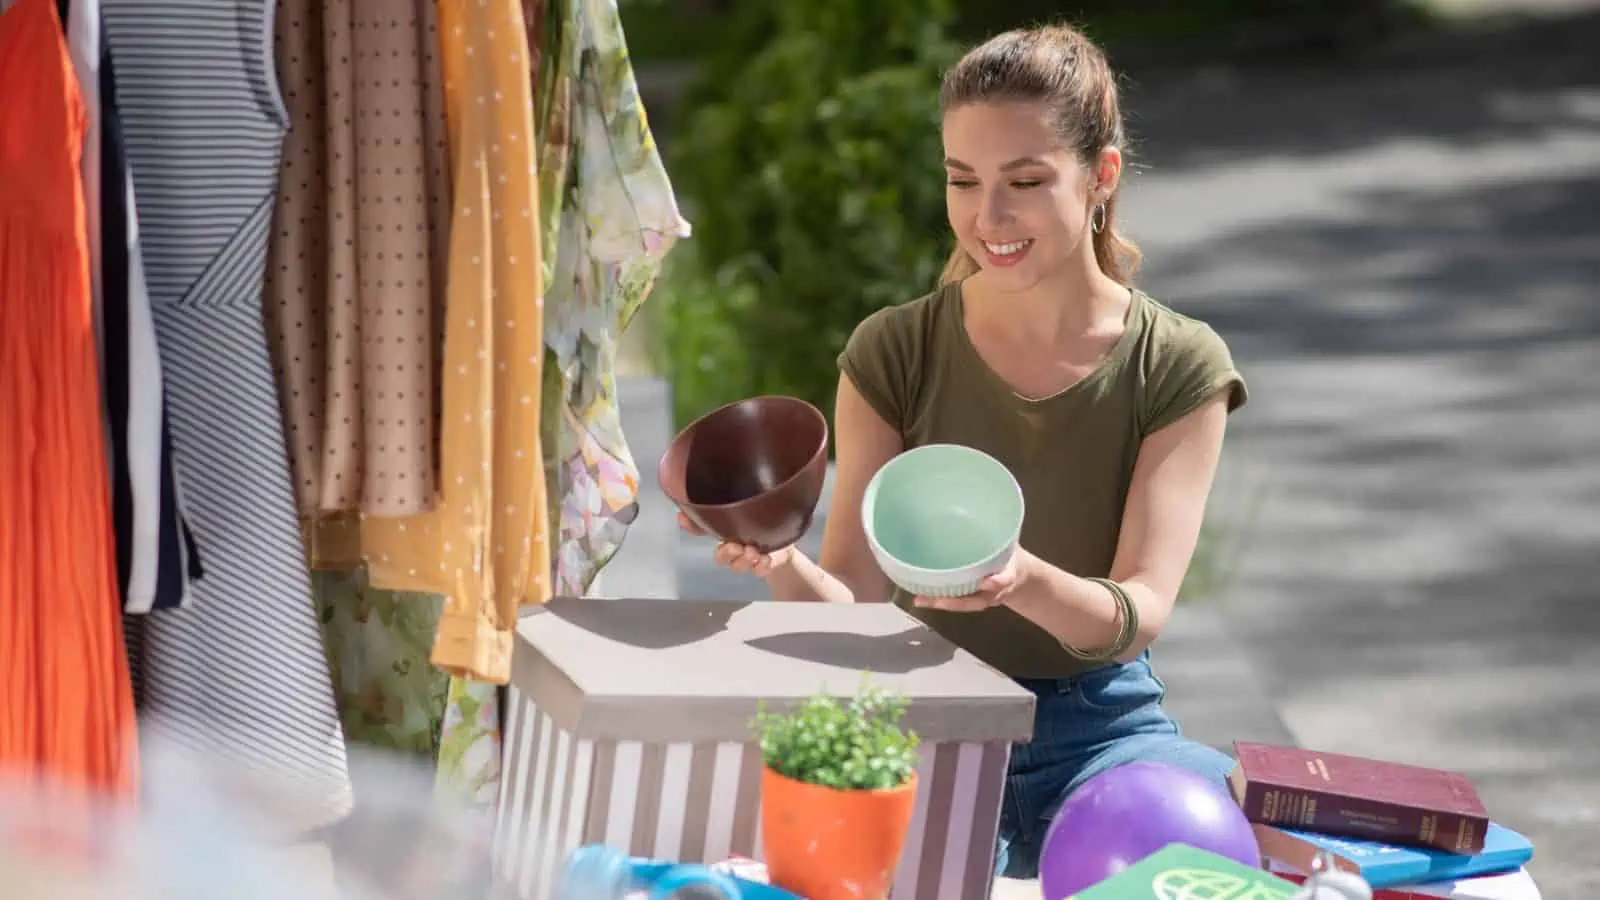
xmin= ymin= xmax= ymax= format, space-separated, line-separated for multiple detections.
xmin=861 ymin=444 xmax=1025 ymax=598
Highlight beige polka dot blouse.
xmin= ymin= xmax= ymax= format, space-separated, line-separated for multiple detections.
xmin=265 ymin=0 xmax=452 ymax=518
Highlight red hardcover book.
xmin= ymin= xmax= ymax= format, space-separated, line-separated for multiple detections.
xmin=1230 ymin=742 xmax=1488 ymax=854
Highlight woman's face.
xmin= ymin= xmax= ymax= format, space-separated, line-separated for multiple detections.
xmin=942 ymin=101 xmax=1108 ymax=291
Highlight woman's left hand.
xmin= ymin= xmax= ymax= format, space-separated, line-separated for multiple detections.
xmin=913 ymin=551 xmax=1028 ymax=612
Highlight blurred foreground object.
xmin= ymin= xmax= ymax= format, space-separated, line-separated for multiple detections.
xmin=0 ymin=723 xmax=500 ymax=899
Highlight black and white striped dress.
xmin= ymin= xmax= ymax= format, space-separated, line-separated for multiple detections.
xmin=102 ymin=0 xmax=351 ymax=829
xmin=63 ymin=0 xmax=206 ymax=621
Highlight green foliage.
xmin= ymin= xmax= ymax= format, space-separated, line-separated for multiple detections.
xmin=623 ymin=1 xmax=1428 ymax=65
xmin=957 ymin=0 xmax=1401 ymax=50
xmin=651 ymin=0 xmax=963 ymax=427
xmin=753 ymin=684 xmax=921 ymax=792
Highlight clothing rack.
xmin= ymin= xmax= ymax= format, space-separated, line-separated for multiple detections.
xmin=0 ymin=0 xmax=688 ymax=837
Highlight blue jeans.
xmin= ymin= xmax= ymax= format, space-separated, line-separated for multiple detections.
xmin=993 ymin=651 xmax=1235 ymax=880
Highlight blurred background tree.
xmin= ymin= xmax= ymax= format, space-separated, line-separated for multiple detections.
xmin=648 ymin=0 xmax=964 ymax=427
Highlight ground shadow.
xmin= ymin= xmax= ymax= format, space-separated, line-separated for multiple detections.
xmin=1120 ymin=10 xmax=1600 ymax=172
xmin=1146 ymin=170 xmax=1600 ymax=360
xmin=746 ymin=624 xmax=957 ymax=674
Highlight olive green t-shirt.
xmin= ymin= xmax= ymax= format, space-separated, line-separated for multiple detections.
xmin=836 ymin=282 xmax=1248 ymax=678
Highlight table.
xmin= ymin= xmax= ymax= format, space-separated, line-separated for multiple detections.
xmin=491 ymin=597 xmax=1036 ymax=900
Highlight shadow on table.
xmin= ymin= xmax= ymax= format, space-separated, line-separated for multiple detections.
xmin=746 ymin=625 xmax=957 ymax=675
xmin=542 ymin=596 xmax=753 ymax=650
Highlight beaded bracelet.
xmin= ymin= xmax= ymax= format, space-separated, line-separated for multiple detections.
xmin=1057 ymin=577 xmax=1140 ymax=663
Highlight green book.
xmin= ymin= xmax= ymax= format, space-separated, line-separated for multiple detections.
xmin=1067 ymin=844 xmax=1299 ymax=900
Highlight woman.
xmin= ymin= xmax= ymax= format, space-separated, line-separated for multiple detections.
xmin=681 ymin=24 xmax=1248 ymax=879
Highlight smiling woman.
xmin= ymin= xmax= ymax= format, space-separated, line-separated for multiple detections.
xmin=679 ymin=22 xmax=1251 ymax=886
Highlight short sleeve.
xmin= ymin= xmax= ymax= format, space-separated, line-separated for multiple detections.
xmin=837 ymin=304 xmax=919 ymax=432
xmin=1141 ymin=319 xmax=1249 ymax=436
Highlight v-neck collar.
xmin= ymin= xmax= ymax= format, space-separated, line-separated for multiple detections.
xmin=948 ymin=281 xmax=1144 ymax=406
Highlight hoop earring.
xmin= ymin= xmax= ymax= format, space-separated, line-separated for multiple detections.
xmin=1090 ymin=203 xmax=1108 ymax=235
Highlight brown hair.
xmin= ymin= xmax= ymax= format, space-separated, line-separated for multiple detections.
xmin=937 ymin=25 xmax=1141 ymax=286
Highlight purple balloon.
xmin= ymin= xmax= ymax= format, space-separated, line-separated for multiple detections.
xmin=1038 ymin=761 xmax=1260 ymax=898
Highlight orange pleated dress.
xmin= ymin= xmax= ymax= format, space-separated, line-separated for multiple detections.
xmin=0 ymin=0 xmax=139 ymax=799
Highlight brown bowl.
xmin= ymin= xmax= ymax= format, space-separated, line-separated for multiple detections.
xmin=658 ymin=395 xmax=830 ymax=553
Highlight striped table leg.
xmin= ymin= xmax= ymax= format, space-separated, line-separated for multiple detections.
xmin=892 ymin=741 xmax=1011 ymax=900
xmin=494 ymin=688 xmax=1011 ymax=900
xmin=494 ymin=690 xmax=767 ymax=899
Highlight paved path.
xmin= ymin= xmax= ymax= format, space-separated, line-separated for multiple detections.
xmin=1119 ymin=15 xmax=1600 ymax=898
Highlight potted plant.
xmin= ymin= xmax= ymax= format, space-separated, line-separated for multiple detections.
xmin=753 ymin=683 xmax=921 ymax=900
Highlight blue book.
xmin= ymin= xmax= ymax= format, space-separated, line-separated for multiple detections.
xmin=1254 ymin=822 xmax=1534 ymax=889
xmin=557 ymin=845 xmax=803 ymax=900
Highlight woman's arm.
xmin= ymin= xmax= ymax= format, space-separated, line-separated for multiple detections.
xmin=763 ymin=374 xmax=901 ymax=604
xmin=918 ymin=393 xmax=1231 ymax=661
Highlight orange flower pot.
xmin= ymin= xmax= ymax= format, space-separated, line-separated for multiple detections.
xmin=760 ymin=765 xmax=919 ymax=900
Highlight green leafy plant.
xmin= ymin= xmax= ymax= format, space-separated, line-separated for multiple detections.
xmin=753 ymin=684 xmax=921 ymax=791
xmin=651 ymin=0 xmax=963 ymax=428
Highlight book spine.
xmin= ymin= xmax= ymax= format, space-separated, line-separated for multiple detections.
xmin=1240 ymin=784 xmax=1487 ymax=854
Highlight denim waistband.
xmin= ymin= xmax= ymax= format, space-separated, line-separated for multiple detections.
xmin=1010 ymin=650 xmax=1154 ymax=697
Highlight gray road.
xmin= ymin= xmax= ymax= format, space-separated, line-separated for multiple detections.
xmin=610 ymin=12 xmax=1600 ymax=898
xmin=1119 ymin=17 xmax=1600 ymax=898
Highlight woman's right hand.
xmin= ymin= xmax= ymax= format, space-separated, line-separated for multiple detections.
xmin=676 ymin=512 xmax=793 ymax=577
